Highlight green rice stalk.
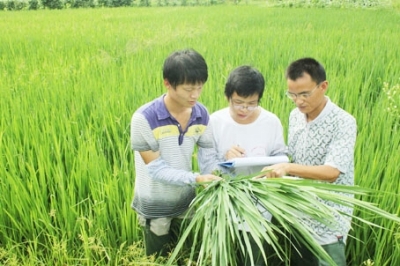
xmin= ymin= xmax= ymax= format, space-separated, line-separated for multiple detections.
xmin=167 ymin=177 xmax=400 ymax=266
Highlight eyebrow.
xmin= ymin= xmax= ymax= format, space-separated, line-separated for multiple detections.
xmin=287 ymin=90 xmax=310 ymax=95
xmin=183 ymin=85 xmax=202 ymax=90
xmin=232 ymin=99 xmax=258 ymax=103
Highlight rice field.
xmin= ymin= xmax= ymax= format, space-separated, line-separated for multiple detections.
xmin=0 ymin=3 xmax=399 ymax=265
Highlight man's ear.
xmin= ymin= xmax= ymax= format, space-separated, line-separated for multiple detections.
xmin=164 ymin=79 xmax=171 ymax=88
xmin=320 ymin=80 xmax=329 ymax=92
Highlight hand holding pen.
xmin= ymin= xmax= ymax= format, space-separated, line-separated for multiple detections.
xmin=225 ymin=144 xmax=246 ymax=160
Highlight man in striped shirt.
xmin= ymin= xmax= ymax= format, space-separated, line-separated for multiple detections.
xmin=130 ymin=49 xmax=221 ymax=257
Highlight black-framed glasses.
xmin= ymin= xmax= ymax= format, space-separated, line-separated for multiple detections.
xmin=286 ymin=84 xmax=320 ymax=100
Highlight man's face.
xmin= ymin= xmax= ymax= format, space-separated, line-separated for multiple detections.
xmin=286 ymin=73 xmax=327 ymax=120
xmin=229 ymin=92 xmax=259 ymax=123
xmin=166 ymin=81 xmax=204 ymax=108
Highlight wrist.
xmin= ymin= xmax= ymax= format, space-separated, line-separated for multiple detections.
xmin=193 ymin=173 xmax=200 ymax=183
xmin=285 ymin=163 xmax=292 ymax=176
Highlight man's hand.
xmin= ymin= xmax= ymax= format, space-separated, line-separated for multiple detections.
xmin=225 ymin=145 xmax=246 ymax=160
xmin=258 ymin=163 xmax=291 ymax=178
xmin=196 ymin=174 xmax=223 ymax=183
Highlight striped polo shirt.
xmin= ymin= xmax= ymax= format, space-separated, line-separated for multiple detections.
xmin=130 ymin=95 xmax=213 ymax=218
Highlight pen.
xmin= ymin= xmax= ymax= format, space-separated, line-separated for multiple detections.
xmin=237 ymin=144 xmax=245 ymax=157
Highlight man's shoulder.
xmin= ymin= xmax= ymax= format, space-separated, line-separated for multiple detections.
xmin=131 ymin=97 xmax=166 ymax=129
xmin=210 ymin=107 xmax=229 ymax=120
xmin=136 ymin=97 xmax=162 ymax=114
xmin=330 ymin=103 xmax=356 ymax=124
xmin=193 ymin=101 xmax=210 ymax=117
xmin=133 ymin=97 xmax=165 ymax=119
xmin=259 ymin=108 xmax=282 ymax=122
xmin=289 ymin=108 xmax=303 ymax=119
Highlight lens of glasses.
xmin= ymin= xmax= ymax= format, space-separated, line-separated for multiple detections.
xmin=285 ymin=92 xmax=296 ymax=99
xmin=233 ymin=105 xmax=257 ymax=111
xmin=246 ymin=106 xmax=257 ymax=111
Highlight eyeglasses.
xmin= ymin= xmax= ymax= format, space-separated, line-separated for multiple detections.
xmin=231 ymin=100 xmax=259 ymax=111
xmin=285 ymin=84 xmax=320 ymax=100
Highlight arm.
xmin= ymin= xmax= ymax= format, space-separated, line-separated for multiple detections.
xmin=144 ymin=153 xmax=221 ymax=185
xmin=261 ymin=163 xmax=340 ymax=182
xmin=198 ymin=147 xmax=219 ymax=175
xmin=197 ymin=116 xmax=242 ymax=175
xmin=132 ymin=113 xmax=220 ymax=186
xmin=262 ymin=112 xmax=356 ymax=183
xmin=197 ymin=117 xmax=227 ymax=175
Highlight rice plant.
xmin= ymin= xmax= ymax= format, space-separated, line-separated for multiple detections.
xmin=0 ymin=3 xmax=399 ymax=265
xmin=167 ymin=176 xmax=400 ymax=265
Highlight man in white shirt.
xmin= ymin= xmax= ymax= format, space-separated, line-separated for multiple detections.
xmin=199 ymin=65 xmax=288 ymax=265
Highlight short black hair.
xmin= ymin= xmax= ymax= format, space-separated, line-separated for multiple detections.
xmin=224 ymin=65 xmax=265 ymax=100
xmin=286 ymin=57 xmax=326 ymax=84
xmin=163 ymin=49 xmax=208 ymax=87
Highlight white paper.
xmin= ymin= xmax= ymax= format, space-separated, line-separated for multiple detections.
xmin=218 ymin=156 xmax=289 ymax=168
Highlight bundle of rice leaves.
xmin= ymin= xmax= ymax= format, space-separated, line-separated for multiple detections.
xmin=167 ymin=175 xmax=400 ymax=266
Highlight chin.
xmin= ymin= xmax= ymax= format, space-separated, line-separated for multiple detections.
xmin=297 ymin=106 xmax=307 ymax=113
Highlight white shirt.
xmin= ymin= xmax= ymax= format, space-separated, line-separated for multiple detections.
xmin=200 ymin=107 xmax=288 ymax=176
xmin=198 ymin=107 xmax=288 ymax=227
xmin=289 ymin=97 xmax=357 ymax=244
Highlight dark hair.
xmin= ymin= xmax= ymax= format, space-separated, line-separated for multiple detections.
xmin=285 ymin=58 xmax=326 ymax=84
xmin=162 ymin=49 xmax=208 ymax=87
xmin=224 ymin=65 xmax=265 ymax=100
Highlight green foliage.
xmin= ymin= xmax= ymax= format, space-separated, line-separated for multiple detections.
xmin=28 ymin=0 xmax=40 ymax=9
xmin=0 ymin=5 xmax=399 ymax=265
xmin=68 ymin=0 xmax=96 ymax=8
xmin=4 ymin=0 xmax=26 ymax=10
xmin=382 ymin=79 xmax=400 ymax=126
xmin=111 ymin=0 xmax=134 ymax=7
xmin=167 ymin=177 xmax=400 ymax=265
xmin=265 ymin=0 xmax=392 ymax=8
xmin=0 ymin=0 xmax=396 ymax=10
xmin=42 ymin=0 xmax=63 ymax=8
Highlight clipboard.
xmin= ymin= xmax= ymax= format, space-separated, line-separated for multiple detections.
xmin=218 ymin=156 xmax=289 ymax=168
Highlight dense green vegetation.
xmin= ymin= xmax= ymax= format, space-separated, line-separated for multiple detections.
xmin=0 ymin=3 xmax=399 ymax=265
xmin=0 ymin=0 xmax=396 ymax=11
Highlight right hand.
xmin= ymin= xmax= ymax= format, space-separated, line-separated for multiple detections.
xmin=225 ymin=145 xmax=246 ymax=160
xmin=195 ymin=174 xmax=222 ymax=183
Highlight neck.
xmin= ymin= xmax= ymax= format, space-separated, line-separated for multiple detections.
xmin=307 ymin=97 xmax=328 ymax=122
xmin=231 ymin=107 xmax=261 ymax=124
xmin=164 ymin=94 xmax=192 ymax=115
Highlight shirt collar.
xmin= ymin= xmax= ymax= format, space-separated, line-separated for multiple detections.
xmin=154 ymin=94 xmax=201 ymax=121
xmin=307 ymin=96 xmax=334 ymax=124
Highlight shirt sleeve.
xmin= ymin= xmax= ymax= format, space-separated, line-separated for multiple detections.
xmin=130 ymin=112 xmax=158 ymax=152
xmin=131 ymin=111 xmax=199 ymax=186
xmin=196 ymin=111 xmax=214 ymax=149
xmin=270 ymin=119 xmax=289 ymax=158
xmin=147 ymin=157 xmax=198 ymax=186
xmin=324 ymin=115 xmax=357 ymax=173
xmin=197 ymin=119 xmax=231 ymax=175
xmin=198 ymin=147 xmax=220 ymax=174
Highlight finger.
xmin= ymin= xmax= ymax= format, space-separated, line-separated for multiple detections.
xmin=252 ymin=174 xmax=264 ymax=179
xmin=226 ymin=149 xmax=243 ymax=159
xmin=231 ymin=146 xmax=246 ymax=156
